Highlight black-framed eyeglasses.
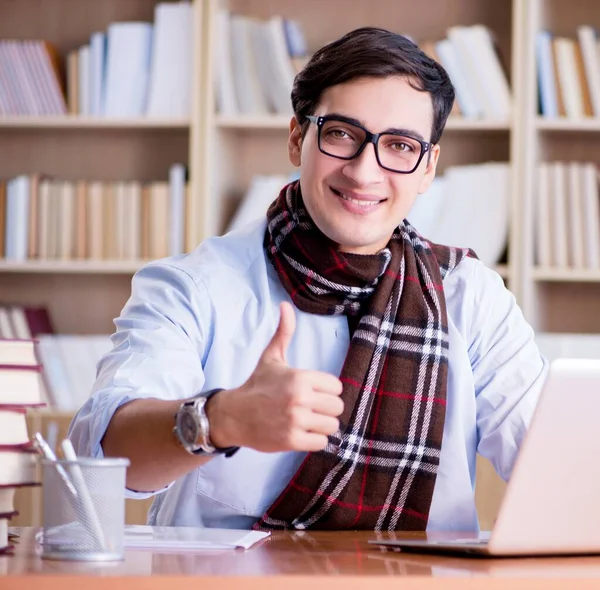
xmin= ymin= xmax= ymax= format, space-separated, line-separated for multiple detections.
xmin=305 ymin=114 xmax=432 ymax=174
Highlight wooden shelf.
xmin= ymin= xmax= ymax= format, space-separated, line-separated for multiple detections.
xmin=0 ymin=116 xmax=189 ymax=129
xmin=26 ymin=408 xmax=75 ymax=419
xmin=533 ymin=268 xmax=600 ymax=282
xmin=536 ymin=117 xmax=600 ymax=132
xmin=0 ymin=260 xmax=153 ymax=274
xmin=215 ymin=114 xmax=511 ymax=131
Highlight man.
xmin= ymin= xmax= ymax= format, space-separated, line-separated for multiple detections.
xmin=69 ymin=27 xmax=547 ymax=531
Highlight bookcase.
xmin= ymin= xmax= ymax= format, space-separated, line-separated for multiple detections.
xmin=3 ymin=0 xmax=598 ymax=530
xmin=520 ymin=0 xmax=600 ymax=333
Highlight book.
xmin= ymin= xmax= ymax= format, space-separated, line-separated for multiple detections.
xmin=0 ymin=408 xmax=29 ymax=447
xmin=0 ymin=449 xmax=38 ymax=487
xmin=0 ymin=517 xmax=13 ymax=553
xmin=0 ymin=486 xmax=21 ymax=517
xmin=0 ymin=339 xmax=38 ymax=366
xmin=0 ymin=365 xmax=44 ymax=406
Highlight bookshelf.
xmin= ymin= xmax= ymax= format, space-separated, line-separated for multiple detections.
xmin=520 ymin=0 xmax=600 ymax=332
xmin=0 ymin=0 xmax=205 ymax=336
xmin=201 ymin=0 xmax=520 ymax=300
xmin=0 ymin=260 xmax=151 ymax=274
xmin=0 ymin=117 xmax=190 ymax=129
xmin=2 ymin=0 xmax=598 ymax=529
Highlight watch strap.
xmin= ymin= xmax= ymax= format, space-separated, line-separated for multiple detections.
xmin=191 ymin=388 xmax=239 ymax=458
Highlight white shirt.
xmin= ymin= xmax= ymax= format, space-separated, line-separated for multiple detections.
xmin=69 ymin=219 xmax=548 ymax=531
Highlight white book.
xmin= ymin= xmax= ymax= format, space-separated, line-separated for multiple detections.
xmin=9 ymin=307 xmax=31 ymax=340
xmin=550 ymin=162 xmax=569 ymax=268
xmin=566 ymin=162 xmax=585 ymax=269
xmin=447 ymin=26 xmax=493 ymax=118
xmin=535 ymin=163 xmax=552 ymax=268
xmin=0 ymin=42 xmax=28 ymax=115
xmin=168 ymin=163 xmax=186 ymax=256
xmin=104 ymin=22 xmax=153 ymax=117
xmin=78 ymin=45 xmax=90 ymax=116
xmin=87 ymin=182 xmax=104 ymax=260
xmin=577 ymin=26 xmax=600 ymax=118
xmin=581 ymin=164 xmax=600 ymax=270
xmin=5 ymin=175 xmax=30 ymax=261
xmin=55 ymin=335 xmax=97 ymax=410
xmin=406 ymin=177 xmax=447 ymax=240
xmin=22 ymin=41 xmax=52 ymax=115
xmin=124 ymin=183 xmax=141 ymax=260
xmin=262 ymin=17 xmax=295 ymax=114
xmin=149 ymin=183 xmax=170 ymax=259
xmin=434 ymin=39 xmax=479 ymax=118
xmin=146 ymin=2 xmax=193 ymax=118
xmin=114 ymin=181 xmax=127 ymax=259
xmin=36 ymin=336 xmax=72 ymax=411
xmin=37 ymin=179 xmax=51 ymax=259
xmin=0 ymin=44 xmax=16 ymax=114
xmin=214 ymin=9 xmax=238 ymax=115
xmin=250 ymin=19 xmax=278 ymax=113
xmin=48 ymin=181 xmax=61 ymax=259
xmin=0 ymin=308 xmax=16 ymax=339
xmin=33 ymin=41 xmax=67 ymax=114
xmin=58 ymin=181 xmax=75 ymax=260
xmin=89 ymin=32 xmax=106 ymax=116
xmin=468 ymin=25 xmax=512 ymax=119
xmin=226 ymin=175 xmax=288 ymax=233
xmin=10 ymin=41 xmax=40 ymax=115
xmin=536 ymin=31 xmax=558 ymax=118
xmin=439 ymin=163 xmax=510 ymax=267
xmin=230 ymin=15 xmax=270 ymax=115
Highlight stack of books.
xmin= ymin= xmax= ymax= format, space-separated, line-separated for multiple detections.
xmin=0 ymin=339 xmax=43 ymax=553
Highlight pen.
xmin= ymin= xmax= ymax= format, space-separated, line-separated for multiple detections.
xmin=60 ymin=438 xmax=108 ymax=552
xmin=33 ymin=432 xmax=78 ymax=498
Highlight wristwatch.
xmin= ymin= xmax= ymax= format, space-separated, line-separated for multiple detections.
xmin=173 ymin=388 xmax=239 ymax=457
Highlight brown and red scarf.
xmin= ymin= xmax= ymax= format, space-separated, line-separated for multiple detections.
xmin=256 ymin=180 xmax=474 ymax=531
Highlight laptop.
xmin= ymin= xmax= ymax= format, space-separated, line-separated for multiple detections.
xmin=369 ymin=358 xmax=600 ymax=557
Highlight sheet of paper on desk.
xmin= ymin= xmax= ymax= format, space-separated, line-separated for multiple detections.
xmin=124 ymin=525 xmax=270 ymax=551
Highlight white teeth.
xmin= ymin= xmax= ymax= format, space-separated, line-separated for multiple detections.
xmin=339 ymin=193 xmax=379 ymax=207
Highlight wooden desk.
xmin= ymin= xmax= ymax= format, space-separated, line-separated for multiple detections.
xmin=3 ymin=528 xmax=600 ymax=589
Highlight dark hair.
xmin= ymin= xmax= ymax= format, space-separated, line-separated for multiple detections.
xmin=291 ymin=27 xmax=455 ymax=145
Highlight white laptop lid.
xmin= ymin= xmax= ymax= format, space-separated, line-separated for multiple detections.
xmin=370 ymin=358 xmax=600 ymax=556
xmin=488 ymin=358 xmax=600 ymax=555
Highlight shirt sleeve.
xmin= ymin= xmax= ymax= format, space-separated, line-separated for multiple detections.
xmin=466 ymin=261 xmax=549 ymax=481
xmin=68 ymin=261 xmax=210 ymax=499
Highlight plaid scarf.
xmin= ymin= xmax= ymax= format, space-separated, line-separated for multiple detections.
xmin=256 ymin=181 xmax=474 ymax=531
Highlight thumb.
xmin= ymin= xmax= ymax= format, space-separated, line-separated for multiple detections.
xmin=261 ymin=302 xmax=296 ymax=364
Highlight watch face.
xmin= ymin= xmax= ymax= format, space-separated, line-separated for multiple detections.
xmin=177 ymin=409 xmax=198 ymax=446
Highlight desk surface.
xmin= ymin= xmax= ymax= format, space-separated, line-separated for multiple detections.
xmin=3 ymin=528 xmax=600 ymax=589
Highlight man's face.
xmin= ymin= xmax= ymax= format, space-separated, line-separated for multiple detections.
xmin=288 ymin=75 xmax=440 ymax=255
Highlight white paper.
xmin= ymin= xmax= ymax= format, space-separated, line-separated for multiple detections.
xmin=124 ymin=525 xmax=270 ymax=551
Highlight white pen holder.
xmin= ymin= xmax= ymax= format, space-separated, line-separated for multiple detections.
xmin=40 ymin=457 xmax=130 ymax=561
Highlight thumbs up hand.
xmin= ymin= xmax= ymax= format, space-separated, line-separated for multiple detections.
xmin=207 ymin=302 xmax=344 ymax=453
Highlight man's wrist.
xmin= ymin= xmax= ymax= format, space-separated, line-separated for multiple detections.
xmin=205 ymin=388 xmax=240 ymax=449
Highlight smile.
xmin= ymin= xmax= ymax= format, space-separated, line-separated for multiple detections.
xmin=330 ymin=187 xmax=385 ymax=209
